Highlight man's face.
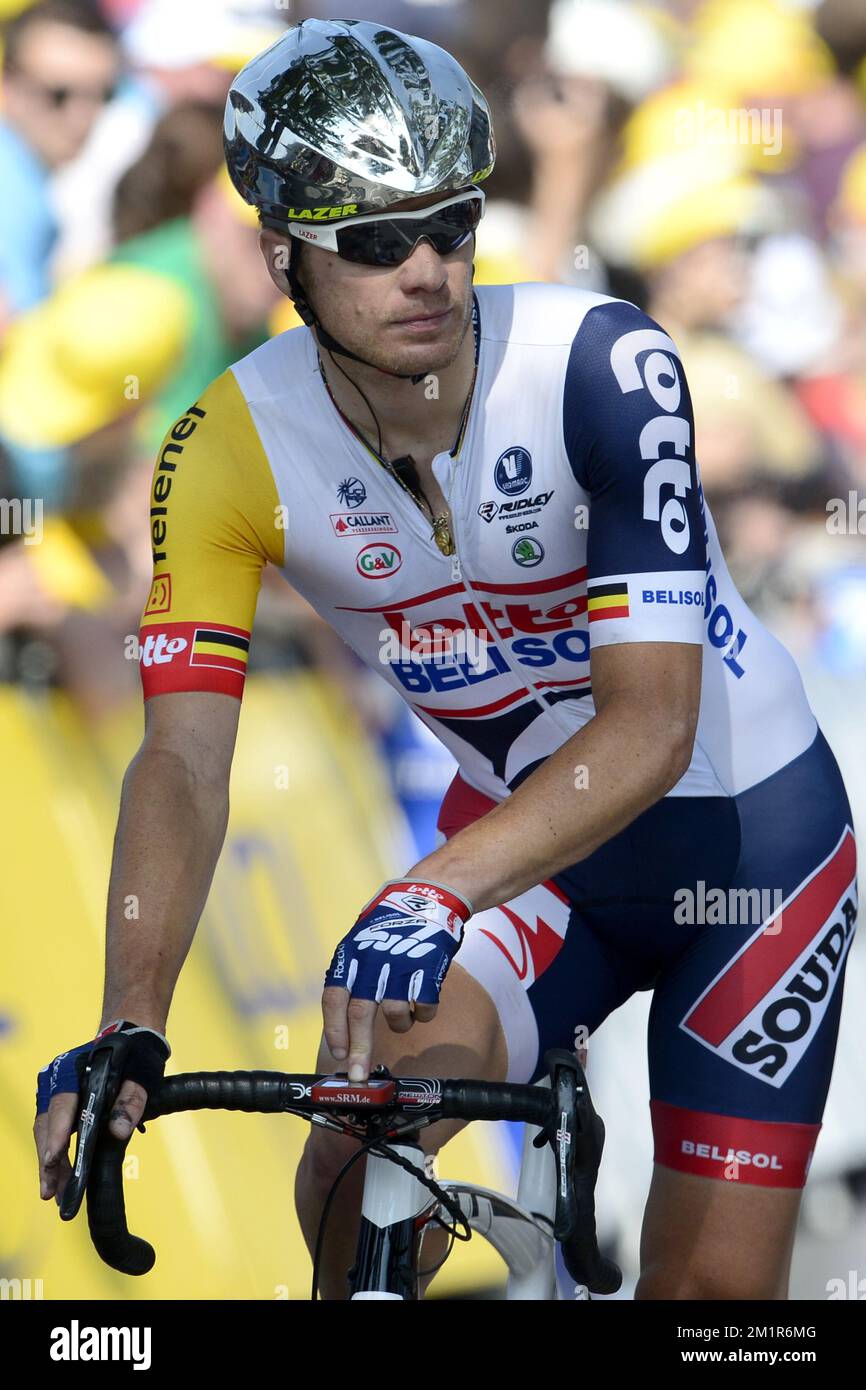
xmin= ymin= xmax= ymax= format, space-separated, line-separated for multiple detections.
xmin=4 ymin=21 xmax=119 ymax=169
xmin=261 ymin=190 xmax=476 ymax=375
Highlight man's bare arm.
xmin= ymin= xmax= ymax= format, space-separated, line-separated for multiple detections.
xmin=410 ymin=641 xmax=703 ymax=911
xmin=37 ymin=691 xmax=243 ymax=1198
xmin=100 ymin=691 xmax=242 ymax=1033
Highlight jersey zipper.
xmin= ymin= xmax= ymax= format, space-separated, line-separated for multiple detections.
xmin=443 ymin=482 xmax=580 ymax=742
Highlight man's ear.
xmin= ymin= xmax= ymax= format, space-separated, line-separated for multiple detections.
xmin=258 ymin=227 xmax=293 ymax=294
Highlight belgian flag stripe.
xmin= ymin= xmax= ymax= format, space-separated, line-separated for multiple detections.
xmin=588 ymin=604 xmax=629 ymax=622
xmin=194 ymin=637 xmax=249 ymax=656
xmin=194 ymin=654 xmax=247 ymax=674
xmin=586 ymin=580 xmax=629 ymax=622
xmin=195 ymin=628 xmax=249 ymax=652
xmin=193 ymin=643 xmax=249 ymax=664
xmin=587 ymin=595 xmax=628 ymax=610
xmin=587 ymin=582 xmax=629 ymax=600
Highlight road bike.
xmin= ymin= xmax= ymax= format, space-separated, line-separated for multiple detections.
xmin=60 ymin=1040 xmax=622 ymax=1300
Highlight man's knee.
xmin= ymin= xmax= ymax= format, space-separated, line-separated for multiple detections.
xmin=296 ymin=1096 xmax=462 ymax=1209
xmin=636 ymin=1262 xmax=787 ymax=1301
xmin=299 ymin=1125 xmax=365 ymax=1199
xmin=317 ymin=961 xmax=509 ymax=1083
xmin=297 ymin=962 xmax=509 ymax=1209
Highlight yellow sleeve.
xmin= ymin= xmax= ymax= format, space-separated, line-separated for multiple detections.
xmin=138 ymin=368 xmax=283 ymax=700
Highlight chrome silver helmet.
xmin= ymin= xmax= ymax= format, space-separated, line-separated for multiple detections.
xmin=223 ymin=17 xmax=496 ymax=226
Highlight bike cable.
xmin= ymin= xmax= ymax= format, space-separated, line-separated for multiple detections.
xmin=310 ymin=1122 xmax=471 ymax=1301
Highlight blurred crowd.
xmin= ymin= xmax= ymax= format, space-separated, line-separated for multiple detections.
xmin=4 ymin=1 xmax=865 ymax=1290
xmin=1 ymin=0 xmax=866 ymax=757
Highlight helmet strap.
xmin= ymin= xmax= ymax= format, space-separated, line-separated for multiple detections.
xmin=284 ymin=238 xmax=428 ymax=386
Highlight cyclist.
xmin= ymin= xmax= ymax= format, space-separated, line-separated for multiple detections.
xmin=36 ymin=19 xmax=858 ymax=1301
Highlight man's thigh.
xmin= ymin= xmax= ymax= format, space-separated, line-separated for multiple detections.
xmin=310 ymin=960 xmax=509 ymax=1158
xmin=637 ymin=1165 xmax=802 ymax=1300
xmin=638 ymin=731 xmax=857 ymax=1299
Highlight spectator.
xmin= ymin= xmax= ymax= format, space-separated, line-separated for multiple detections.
xmin=0 ymin=260 xmax=189 ymax=708
xmin=108 ymin=102 xmax=286 ymax=451
xmin=513 ymin=0 xmax=676 ymax=282
xmin=0 ymin=0 xmax=119 ymax=319
xmin=0 ymin=259 xmax=187 ymax=506
xmin=49 ymin=0 xmax=287 ymax=276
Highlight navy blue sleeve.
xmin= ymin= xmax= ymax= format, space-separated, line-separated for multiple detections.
xmin=564 ymin=298 xmax=707 ymax=647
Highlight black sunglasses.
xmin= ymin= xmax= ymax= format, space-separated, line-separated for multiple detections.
xmin=286 ymin=189 xmax=485 ymax=267
xmin=12 ymin=66 xmax=117 ymax=109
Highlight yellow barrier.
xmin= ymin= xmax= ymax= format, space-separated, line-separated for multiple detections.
xmin=0 ymin=674 xmax=512 ymax=1299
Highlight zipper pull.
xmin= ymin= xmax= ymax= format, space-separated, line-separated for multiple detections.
xmin=450 ymin=552 xmax=461 ymax=582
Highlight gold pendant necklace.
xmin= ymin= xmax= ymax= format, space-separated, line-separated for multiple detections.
xmin=317 ymin=324 xmax=476 ymax=562
xmin=426 ymin=357 xmax=476 ymax=556
xmin=431 ymin=514 xmax=454 ymax=555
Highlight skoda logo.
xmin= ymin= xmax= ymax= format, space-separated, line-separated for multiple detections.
xmin=494 ymin=447 xmax=532 ymax=496
xmin=511 ymin=536 xmax=544 ymax=567
xmin=338 ymin=477 xmax=367 ymax=508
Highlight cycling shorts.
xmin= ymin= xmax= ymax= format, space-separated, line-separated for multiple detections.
xmin=438 ymin=727 xmax=858 ymax=1189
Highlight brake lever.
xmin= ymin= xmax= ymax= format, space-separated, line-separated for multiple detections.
xmin=59 ymin=1031 xmax=156 ymax=1273
xmin=543 ymin=1047 xmax=622 ymax=1295
xmin=59 ymin=1032 xmax=132 ymax=1222
xmin=542 ymin=1047 xmax=602 ymax=1243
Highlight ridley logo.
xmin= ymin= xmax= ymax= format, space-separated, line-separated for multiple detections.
xmin=356 ymin=543 xmax=402 ymax=578
xmin=681 ymin=828 xmax=858 ymax=1087
xmin=478 ymin=492 xmax=554 ymax=524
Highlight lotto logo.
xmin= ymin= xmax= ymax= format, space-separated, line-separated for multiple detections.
xmin=139 ymin=632 xmax=187 ymax=666
xmin=609 ymin=326 xmax=692 ymax=555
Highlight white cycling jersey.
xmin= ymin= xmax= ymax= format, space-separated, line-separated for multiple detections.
xmin=139 ymin=281 xmax=817 ymax=801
